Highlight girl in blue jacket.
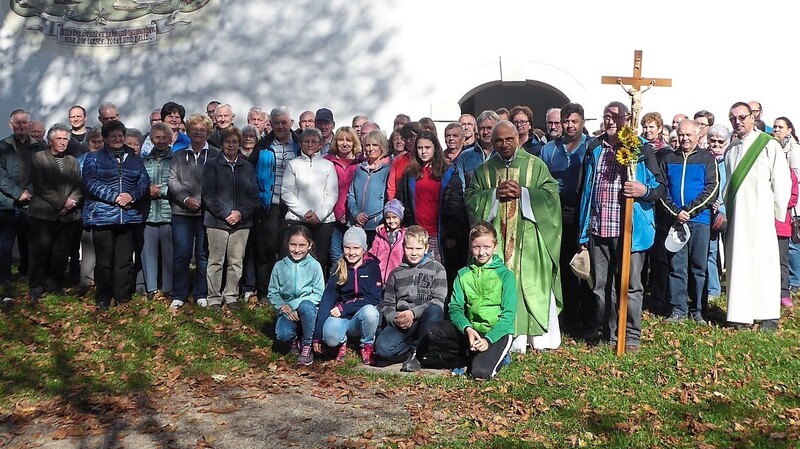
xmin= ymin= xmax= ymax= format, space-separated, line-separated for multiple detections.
xmin=267 ymin=225 xmax=324 ymax=366
xmin=312 ymin=226 xmax=383 ymax=365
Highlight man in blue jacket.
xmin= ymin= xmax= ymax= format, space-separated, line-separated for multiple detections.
xmin=577 ymin=101 xmax=665 ymax=351
xmin=659 ymin=120 xmax=718 ymax=324
xmin=249 ymin=107 xmax=300 ymax=301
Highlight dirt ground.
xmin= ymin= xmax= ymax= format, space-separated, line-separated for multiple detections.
xmin=0 ymin=363 xmax=435 ymax=449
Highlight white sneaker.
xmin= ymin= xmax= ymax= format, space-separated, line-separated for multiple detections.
xmin=196 ymin=298 xmax=208 ymax=308
xmin=170 ymin=299 xmax=185 ymax=309
xmin=242 ymin=291 xmax=255 ymax=301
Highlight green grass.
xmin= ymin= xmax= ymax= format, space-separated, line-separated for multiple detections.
xmin=1 ymin=289 xmax=799 ymax=448
xmin=0 ymin=291 xmax=276 ymax=402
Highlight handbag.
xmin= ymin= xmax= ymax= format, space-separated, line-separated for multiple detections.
xmin=792 ymin=212 xmax=800 ymax=244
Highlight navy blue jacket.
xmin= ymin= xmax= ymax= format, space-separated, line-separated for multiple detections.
xmin=313 ymin=257 xmax=383 ymax=342
xmin=82 ymin=146 xmax=149 ymax=227
xmin=659 ymin=146 xmax=719 ymax=226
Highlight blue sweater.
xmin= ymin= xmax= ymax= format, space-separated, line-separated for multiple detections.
xmin=267 ymin=254 xmax=325 ymax=311
xmin=313 ymin=257 xmax=383 ymax=342
xmin=82 ymin=146 xmax=150 ymax=227
xmin=578 ymin=137 xmax=666 ymax=252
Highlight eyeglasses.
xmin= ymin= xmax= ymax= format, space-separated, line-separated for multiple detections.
xmin=729 ymin=114 xmax=751 ymax=123
xmin=697 ymin=123 xmax=709 ymax=128
xmin=493 ymin=137 xmax=516 ymax=146
xmin=512 ymin=120 xmax=529 ymax=126
xmin=546 ymin=121 xmax=561 ymax=126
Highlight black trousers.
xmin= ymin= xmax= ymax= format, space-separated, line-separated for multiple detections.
xmin=418 ymin=320 xmax=512 ymax=379
xmin=253 ymin=205 xmax=287 ymax=296
xmin=28 ymin=218 xmax=79 ymax=294
xmin=283 ymin=220 xmax=334 ymax=276
xmin=92 ymin=225 xmax=136 ymax=305
xmin=559 ymin=222 xmax=594 ymax=332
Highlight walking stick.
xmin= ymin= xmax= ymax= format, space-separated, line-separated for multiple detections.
xmin=616 ymin=165 xmax=635 ymax=356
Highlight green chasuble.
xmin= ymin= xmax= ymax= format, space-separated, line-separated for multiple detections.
xmin=465 ymin=149 xmax=562 ymax=336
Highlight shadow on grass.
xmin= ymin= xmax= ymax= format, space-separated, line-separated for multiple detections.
xmin=0 ymin=290 xmax=277 ymax=448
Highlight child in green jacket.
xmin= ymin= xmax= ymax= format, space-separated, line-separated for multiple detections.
xmin=417 ymin=221 xmax=516 ymax=379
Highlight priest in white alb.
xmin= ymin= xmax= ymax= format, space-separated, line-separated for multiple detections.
xmin=724 ymin=101 xmax=791 ymax=330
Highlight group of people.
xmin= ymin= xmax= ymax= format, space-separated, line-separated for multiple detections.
xmin=0 ymin=96 xmax=793 ymax=379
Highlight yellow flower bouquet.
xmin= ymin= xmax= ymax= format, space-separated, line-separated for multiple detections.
xmin=615 ymin=125 xmax=641 ymax=166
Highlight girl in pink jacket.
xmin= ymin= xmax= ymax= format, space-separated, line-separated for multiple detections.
xmin=368 ymin=199 xmax=406 ymax=283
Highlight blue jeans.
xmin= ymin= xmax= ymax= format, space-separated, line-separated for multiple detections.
xmin=142 ymin=223 xmax=173 ymax=294
xmin=706 ymin=235 xmax=722 ymax=297
xmin=375 ymin=304 xmax=444 ymax=359
xmin=329 ymin=222 xmax=348 ymax=270
xmin=275 ymin=300 xmax=318 ymax=346
xmin=321 ymin=304 xmax=380 ymax=347
xmin=669 ymin=222 xmax=710 ymax=317
xmin=171 ymin=215 xmax=207 ymax=302
xmin=789 ymin=239 xmax=800 ymax=291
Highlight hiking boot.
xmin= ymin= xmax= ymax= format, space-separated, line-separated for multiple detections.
xmin=759 ymin=319 xmax=779 ymax=332
xmin=781 ymin=297 xmax=793 ymax=308
xmin=400 ymin=351 xmax=421 ymax=372
xmin=227 ymin=301 xmax=240 ymax=311
xmin=209 ymin=303 xmax=222 ymax=311
xmin=625 ymin=344 xmax=641 ymax=354
xmin=297 ymin=345 xmax=314 ymax=366
xmin=146 ymin=291 xmax=156 ymax=301
xmin=336 ymin=344 xmax=348 ymax=362
xmin=691 ymin=313 xmax=707 ymax=325
xmin=289 ymin=338 xmax=300 ymax=355
xmin=360 ymin=343 xmax=374 ymax=365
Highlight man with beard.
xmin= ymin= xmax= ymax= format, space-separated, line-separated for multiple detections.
xmin=545 ymin=108 xmax=563 ymax=142
xmin=577 ymin=101 xmax=665 ymax=351
xmin=540 ymin=103 xmax=594 ymax=337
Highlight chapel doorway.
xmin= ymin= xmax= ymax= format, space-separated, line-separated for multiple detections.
xmin=459 ymin=80 xmax=570 ymax=130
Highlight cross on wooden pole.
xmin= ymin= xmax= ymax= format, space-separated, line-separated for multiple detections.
xmin=601 ymin=50 xmax=672 ymax=128
xmin=600 ymin=50 xmax=672 ymax=357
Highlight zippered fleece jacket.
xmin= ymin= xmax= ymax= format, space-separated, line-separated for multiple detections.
xmin=380 ymin=253 xmax=447 ymax=325
xmin=267 ymin=254 xmax=325 ymax=311
xmin=313 ymin=257 xmax=383 ymax=342
xmin=449 ymin=254 xmax=516 ymax=344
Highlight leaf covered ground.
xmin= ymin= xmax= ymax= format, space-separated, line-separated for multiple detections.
xmin=0 ymin=291 xmax=799 ymax=449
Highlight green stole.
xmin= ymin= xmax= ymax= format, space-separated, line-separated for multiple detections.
xmin=727 ymin=133 xmax=771 ymax=213
xmin=465 ymin=150 xmax=563 ymax=336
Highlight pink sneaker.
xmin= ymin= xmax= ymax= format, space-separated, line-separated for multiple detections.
xmin=336 ymin=344 xmax=348 ymax=362
xmin=360 ymin=343 xmax=374 ymax=365
xmin=781 ymin=297 xmax=793 ymax=308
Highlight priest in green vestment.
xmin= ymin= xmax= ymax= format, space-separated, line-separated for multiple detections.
xmin=465 ymin=121 xmax=563 ymax=351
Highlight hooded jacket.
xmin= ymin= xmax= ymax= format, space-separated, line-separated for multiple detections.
xmin=380 ymin=253 xmax=447 ymax=325
xmin=368 ymin=226 xmax=406 ymax=283
xmin=449 ymin=253 xmax=517 ymax=344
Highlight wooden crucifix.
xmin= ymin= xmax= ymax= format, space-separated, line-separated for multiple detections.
xmin=600 ymin=50 xmax=672 ymax=357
